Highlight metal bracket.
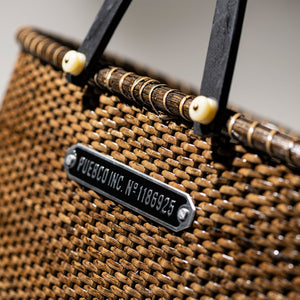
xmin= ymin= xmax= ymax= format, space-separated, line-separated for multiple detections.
xmin=66 ymin=0 xmax=132 ymax=86
xmin=194 ymin=0 xmax=247 ymax=136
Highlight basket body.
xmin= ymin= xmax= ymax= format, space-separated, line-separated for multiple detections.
xmin=0 ymin=29 xmax=299 ymax=299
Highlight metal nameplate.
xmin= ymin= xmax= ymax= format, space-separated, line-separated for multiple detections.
xmin=64 ymin=144 xmax=195 ymax=232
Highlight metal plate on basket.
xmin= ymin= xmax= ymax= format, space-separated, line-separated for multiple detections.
xmin=64 ymin=144 xmax=195 ymax=232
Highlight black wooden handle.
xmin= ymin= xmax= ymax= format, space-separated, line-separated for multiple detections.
xmin=195 ymin=0 xmax=247 ymax=136
xmin=67 ymin=0 xmax=132 ymax=86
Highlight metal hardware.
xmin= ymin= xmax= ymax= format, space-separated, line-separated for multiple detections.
xmin=266 ymin=129 xmax=277 ymax=156
xmin=177 ymin=207 xmax=190 ymax=222
xmin=228 ymin=112 xmax=242 ymax=138
xmin=247 ymin=121 xmax=259 ymax=147
xmin=162 ymin=89 xmax=176 ymax=115
xmin=119 ymin=72 xmax=134 ymax=97
xmin=64 ymin=153 xmax=77 ymax=168
xmin=64 ymin=144 xmax=196 ymax=232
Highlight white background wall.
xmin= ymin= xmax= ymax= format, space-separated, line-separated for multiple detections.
xmin=0 ymin=0 xmax=299 ymax=132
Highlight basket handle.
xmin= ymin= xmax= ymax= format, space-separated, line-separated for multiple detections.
xmin=196 ymin=0 xmax=247 ymax=136
xmin=65 ymin=0 xmax=247 ymax=137
xmin=66 ymin=0 xmax=132 ymax=86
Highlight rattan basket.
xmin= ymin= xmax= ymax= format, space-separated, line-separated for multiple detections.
xmin=0 ymin=26 xmax=299 ymax=300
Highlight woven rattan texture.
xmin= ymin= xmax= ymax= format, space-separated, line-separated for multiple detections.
xmin=0 ymin=52 xmax=300 ymax=300
xmin=16 ymin=27 xmax=300 ymax=168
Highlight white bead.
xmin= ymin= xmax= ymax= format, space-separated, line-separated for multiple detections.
xmin=189 ymin=96 xmax=218 ymax=125
xmin=62 ymin=50 xmax=86 ymax=76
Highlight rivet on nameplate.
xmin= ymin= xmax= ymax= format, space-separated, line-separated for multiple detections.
xmin=65 ymin=153 xmax=77 ymax=168
xmin=178 ymin=207 xmax=190 ymax=222
xmin=64 ymin=144 xmax=196 ymax=232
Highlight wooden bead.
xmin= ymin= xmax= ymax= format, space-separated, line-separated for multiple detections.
xmin=62 ymin=50 xmax=86 ymax=76
xmin=189 ymin=96 xmax=218 ymax=124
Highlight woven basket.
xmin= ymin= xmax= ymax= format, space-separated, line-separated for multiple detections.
xmin=0 ymin=27 xmax=299 ymax=300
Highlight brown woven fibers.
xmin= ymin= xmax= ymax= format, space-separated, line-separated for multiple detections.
xmin=17 ymin=27 xmax=300 ymax=169
xmin=0 ymin=28 xmax=299 ymax=299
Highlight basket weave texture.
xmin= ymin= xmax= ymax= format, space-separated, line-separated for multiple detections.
xmin=0 ymin=28 xmax=299 ymax=299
